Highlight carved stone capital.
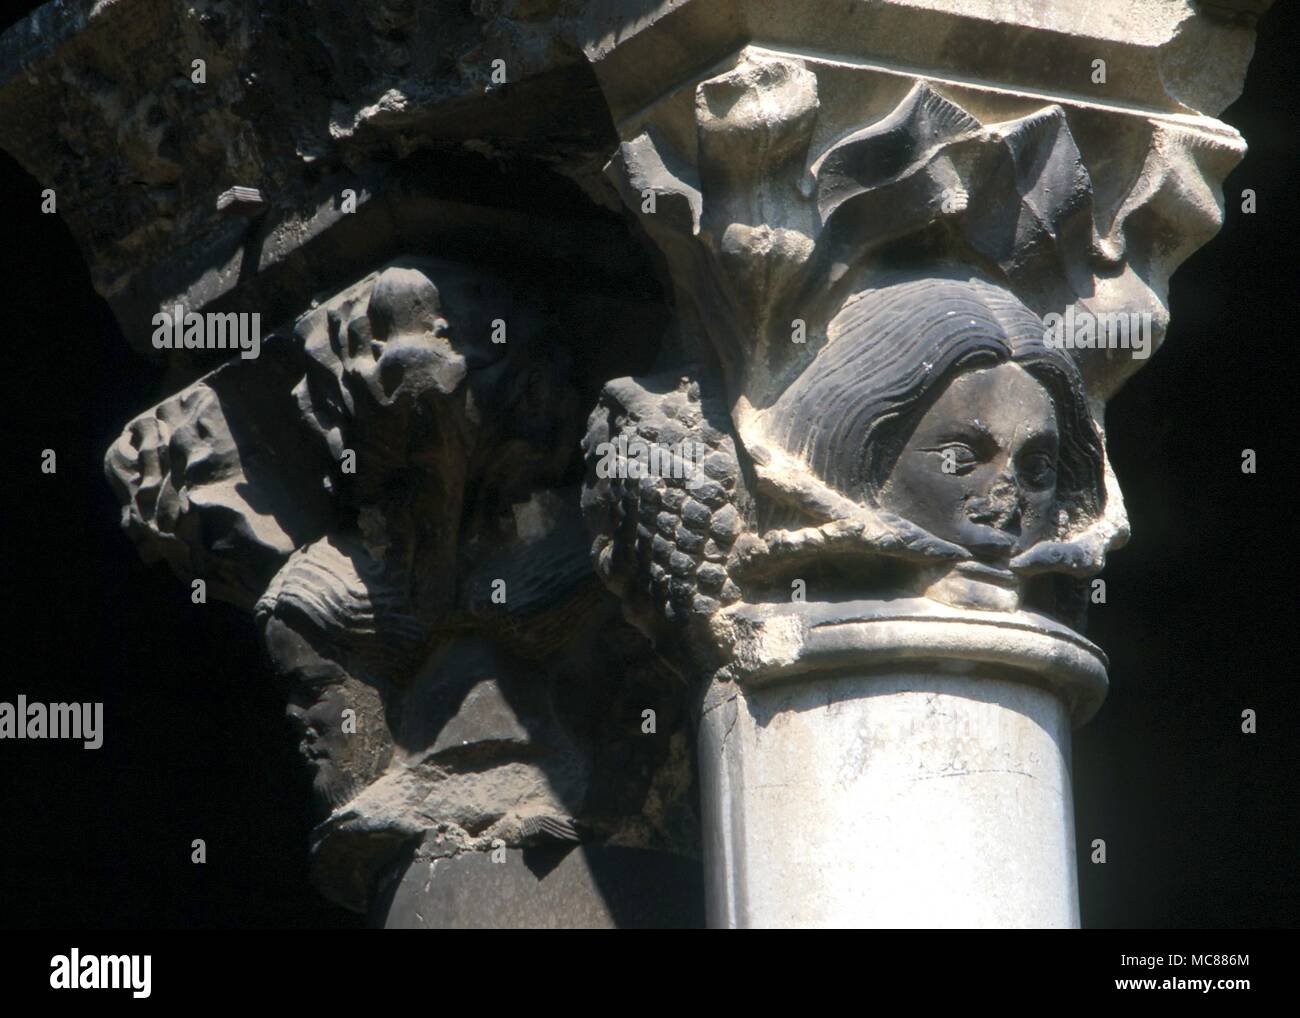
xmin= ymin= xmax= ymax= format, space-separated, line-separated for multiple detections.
xmin=582 ymin=0 xmax=1255 ymax=650
xmin=104 ymin=255 xmax=694 ymax=917
xmin=577 ymin=0 xmax=1270 ymax=927
xmin=0 ymin=0 xmax=1272 ymax=929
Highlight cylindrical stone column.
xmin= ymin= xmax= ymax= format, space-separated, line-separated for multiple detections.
xmin=698 ymin=599 xmax=1107 ymax=928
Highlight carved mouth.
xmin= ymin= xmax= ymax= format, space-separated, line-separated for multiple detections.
xmin=962 ymin=488 xmax=1027 ymax=563
xmin=963 ymin=525 xmax=1017 ymax=562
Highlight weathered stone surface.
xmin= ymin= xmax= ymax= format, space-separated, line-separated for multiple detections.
xmin=0 ymin=0 xmax=1275 ymax=927
xmin=576 ymin=0 xmax=1270 ymax=927
xmin=98 ymin=253 xmax=693 ymax=915
xmin=584 ymin=4 xmax=1263 ymax=665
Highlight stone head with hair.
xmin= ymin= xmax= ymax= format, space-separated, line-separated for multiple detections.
xmin=763 ymin=271 xmax=1106 ymax=568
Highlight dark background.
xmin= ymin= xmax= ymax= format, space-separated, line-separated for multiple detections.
xmin=0 ymin=1 xmax=1295 ymax=929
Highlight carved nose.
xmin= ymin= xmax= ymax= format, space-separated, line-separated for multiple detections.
xmin=375 ymin=336 xmax=465 ymax=399
xmin=377 ymin=342 xmax=435 ymax=398
xmin=968 ymin=476 xmax=1022 ymax=532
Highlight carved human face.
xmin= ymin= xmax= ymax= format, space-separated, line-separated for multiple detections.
xmin=876 ymin=362 xmax=1060 ymax=563
xmin=264 ymin=617 xmax=374 ymax=813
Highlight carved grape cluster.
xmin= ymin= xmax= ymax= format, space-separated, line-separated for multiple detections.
xmin=582 ymin=372 xmax=746 ymax=635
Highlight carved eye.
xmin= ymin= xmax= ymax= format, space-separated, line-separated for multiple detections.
xmin=934 ymin=442 xmax=979 ymax=475
xmin=1019 ymin=450 xmax=1057 ymax=489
